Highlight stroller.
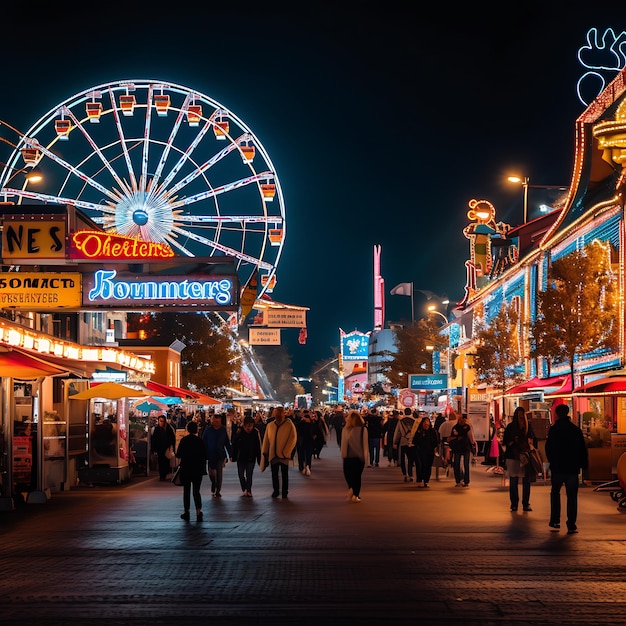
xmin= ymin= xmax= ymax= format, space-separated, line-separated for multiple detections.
xmin=594 ymin=452 xmax=626 ymax=511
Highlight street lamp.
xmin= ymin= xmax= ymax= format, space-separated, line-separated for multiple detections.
xmin=427 ymin=304 xmax=451 ymax=380
xmin=507 ymin=175 xmax=568 ymax=224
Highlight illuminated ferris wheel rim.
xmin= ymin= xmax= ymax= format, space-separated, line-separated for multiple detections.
xmin=0 ymin=78 xmax=285 ymax=293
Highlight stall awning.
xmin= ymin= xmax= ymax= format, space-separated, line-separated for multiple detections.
xmin=544 ymin=376 xmax=574 ymax=397
xmin=0 ymin=349 xmax=69 ymax=379
xmin=145 ymin=380 xmax=200 ymax=399
xmin=506 ymin=375 xmax=567 ymax=395
xmin=575 ymin=376 xmax=626 ymax=394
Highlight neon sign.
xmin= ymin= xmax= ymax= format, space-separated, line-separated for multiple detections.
xmin=70 ymin=230 xmax=174 ymax=261
xmin=83 ymin=270 xmax=236 ymax=310
xmin=577 ymin=28 xmax=626 ymax=106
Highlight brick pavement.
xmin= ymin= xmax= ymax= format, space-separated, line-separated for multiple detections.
xmin=1 ymin=439 xmax=626 ymax=625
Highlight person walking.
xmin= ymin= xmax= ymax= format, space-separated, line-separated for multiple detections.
xmin=393 ymin=408 xmax=417 ymax=482
xmin=545 ymin=403 xmax=589 ymax=533
xmin=312 ymin=410 xmax=329 ymax=459
xmin=295 ymin=409 xmax=315 ymax=475
xmin=201 ymin=413 xmax=232 ymax=498
xmin=437 ymin=411 xmax=457 ymax=471
xmin=449 ymin=413 xmax=477 ymax=487
xmin=175 ymin=420 xmax=206 ymax=521
xmin=364 ymin=406 xmax=384 ymax=467
xmin=383 ymin=410 xmax=400 ymax=467
xmin=331 ymin=407 xmax=346 ymax=446
xmin=231 ymin=415 xmax=262 ymax=497
xmin=413 ymin=416 xmax=440 ymax=487
xmin=151 ymin=415 xmax=176 ymax=481
xmin=340 ymin=409 xmax=369 ymax=502
xmin=503 ymin=406 xmax=537 ymax=512
xmin=261 ymin=406 xmax=297 ymax=499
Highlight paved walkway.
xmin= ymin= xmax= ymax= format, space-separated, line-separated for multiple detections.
xmin=1 ymin=439 xmax=626 ymax=625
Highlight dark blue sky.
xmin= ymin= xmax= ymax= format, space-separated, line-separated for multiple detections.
xmin=0 ymin=4 xmax=621 ymax=374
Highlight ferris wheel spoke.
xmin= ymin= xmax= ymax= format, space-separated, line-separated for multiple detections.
xmin=108 ymin=88 xmax=138 ymax=190
xmin=175 ymin=214 xmax=283 ymax=224
xmin=3 ymin=188 xmax=116 ymax=214
xmin=169 ymin=171 xmax=274 ymax=208
xmin=167 ymin=132 xmax=254 ymax=199
xmin=150 ymin=93 xmax=192 ymax=193
xmin=154 ymin=109 xmax=222 ymax=198
xmin=63 ymin=106 xmax=132 ymax=198
xmin=169 ymin=225 xmax=272 ymax=269
xmin=140 ymin=83 xmax=156 ymax=189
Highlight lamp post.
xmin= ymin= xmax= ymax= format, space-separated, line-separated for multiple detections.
xmin=507 ymin=175 xmax=568 ymax=224
xmin=427 ymin=305 xmax=451 ymax=400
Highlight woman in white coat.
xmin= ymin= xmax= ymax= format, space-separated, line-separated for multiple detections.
xmin=340 ymin=410 xmax=370 ymax=502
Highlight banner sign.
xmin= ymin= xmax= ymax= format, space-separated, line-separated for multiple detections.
xmin=1 ymin=216 xmax=67 ymax=262
xmin=82 ymin=269 xmax=237 ymax=311
xmin=340 ymin=330 xmax=370 ymax=361
xmin=263 ymin=309 xmax=306 ymax=327
xmin=0 ymin=272 xmax=82 ymax=309
xmin=249 ymin=328 xmax=281 ymax=345
xmin=409 ymin=374 xmax=448 ymax=390
xmin=70 ymin=230 xmax=174 ymax=261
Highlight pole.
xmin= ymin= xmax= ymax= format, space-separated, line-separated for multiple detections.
xmin=522 ymin=178 xmax=529 ymax=224
xmin=410 ymin=282 xmax=414 ymax=323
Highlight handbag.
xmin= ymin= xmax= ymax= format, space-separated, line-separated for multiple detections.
xmin=171 ymin=466 xmax=183 ymax=486
xmin=165 ymin=446 xmax=175 ymax=460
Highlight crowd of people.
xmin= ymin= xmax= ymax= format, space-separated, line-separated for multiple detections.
xmin=151 ymin=402 xmax=588 ymax=534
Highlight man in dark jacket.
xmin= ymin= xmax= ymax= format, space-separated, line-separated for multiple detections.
xmin=545 ymin=403 xmax=589 ymax=534
xmin=202 ymin=413 xmax=232 ymax=498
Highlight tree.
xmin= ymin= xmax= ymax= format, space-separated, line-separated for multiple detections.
xmin=530 ymin=240 xmax=619 ymax=385
xmin=127 ymin=311 xmax=240 ymax=394
xmin=473 ymin=301 xmax=524 ymax=419
xmin=387 ymin=319 xmax=444 ymax=388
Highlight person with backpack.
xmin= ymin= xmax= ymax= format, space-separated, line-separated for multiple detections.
xmin=393 ymin=408 xmax=417 ymax=482
xmin=449 ymin=413 xmax=477 ymax=487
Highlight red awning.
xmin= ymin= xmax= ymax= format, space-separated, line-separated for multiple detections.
xmin=575 ymin=376 xmax=626 ymax=394
xmin=0 ymin=349 xmax=68 ymax=379
xmin=544 ymin=376 xmax=574 ymax=397
xmin=506 ymin=375 xmax=566 ymax=395
xmin=145 ymin=380 xmax=200 ymax=399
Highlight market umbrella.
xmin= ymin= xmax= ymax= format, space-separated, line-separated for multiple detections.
xmin=187 ymin=393 xmax=221 ymax=406
xmin=69 ymin=382 xmax=153 ymax=400
xmin=157 ymin=396 xmax=184 ymax=405
xmin=134 ymin=398 xmax=168 ymax=413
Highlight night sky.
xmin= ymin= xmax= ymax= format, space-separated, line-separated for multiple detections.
xmin=0 ymin=4 xmax=621 ymax=375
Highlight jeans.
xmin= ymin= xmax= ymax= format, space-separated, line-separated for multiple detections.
xmin=550 ymin=472 xmax=579 ymax=529
xmin=237 ymin=460 xmax=256 ymax=493
xmin=208 ymin=463 xmax=224 ymax=494
xmin=368 ymin=438 xmax=381 ymax=465
xmin=453 ymin=451 xmax=471 ymax=485
xmin=343 ymin=456 xmax=365 ymax=497
xmin=297 ymin=440 xmax=313 ymax=471
xmin=509 ymin=474 xmax=531 ymax=508
xmin=271 ymin=461 xmax=289 ymax=497
xmin=182 ymin=477 xmax=203 ymax=512
xmin=399 ymin=445 xmax=416 ymax=478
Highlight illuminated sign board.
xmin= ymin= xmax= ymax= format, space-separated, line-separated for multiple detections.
xmin=82 ymin=269 xmax=237 ymax=311
xmin=262 ymin=309 xmax=307 ymax=327
xmin=1 ymin=216 xmax=66 ymax=262
xmin=0 ymin=272 xmax=81 ymax=309
xmin=249 ymin=328 xmax=281 ymax=345
xmin=341 ymin=329 xmax=370 ymax=361
xmin=409 ymin=374 xmax=448 ymax=390
xmin=70 ymin=230 xmax=175 ymax=261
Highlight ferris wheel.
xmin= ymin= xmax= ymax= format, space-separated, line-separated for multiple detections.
xmin=0 ymin=79 xmax=285 ymax=297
